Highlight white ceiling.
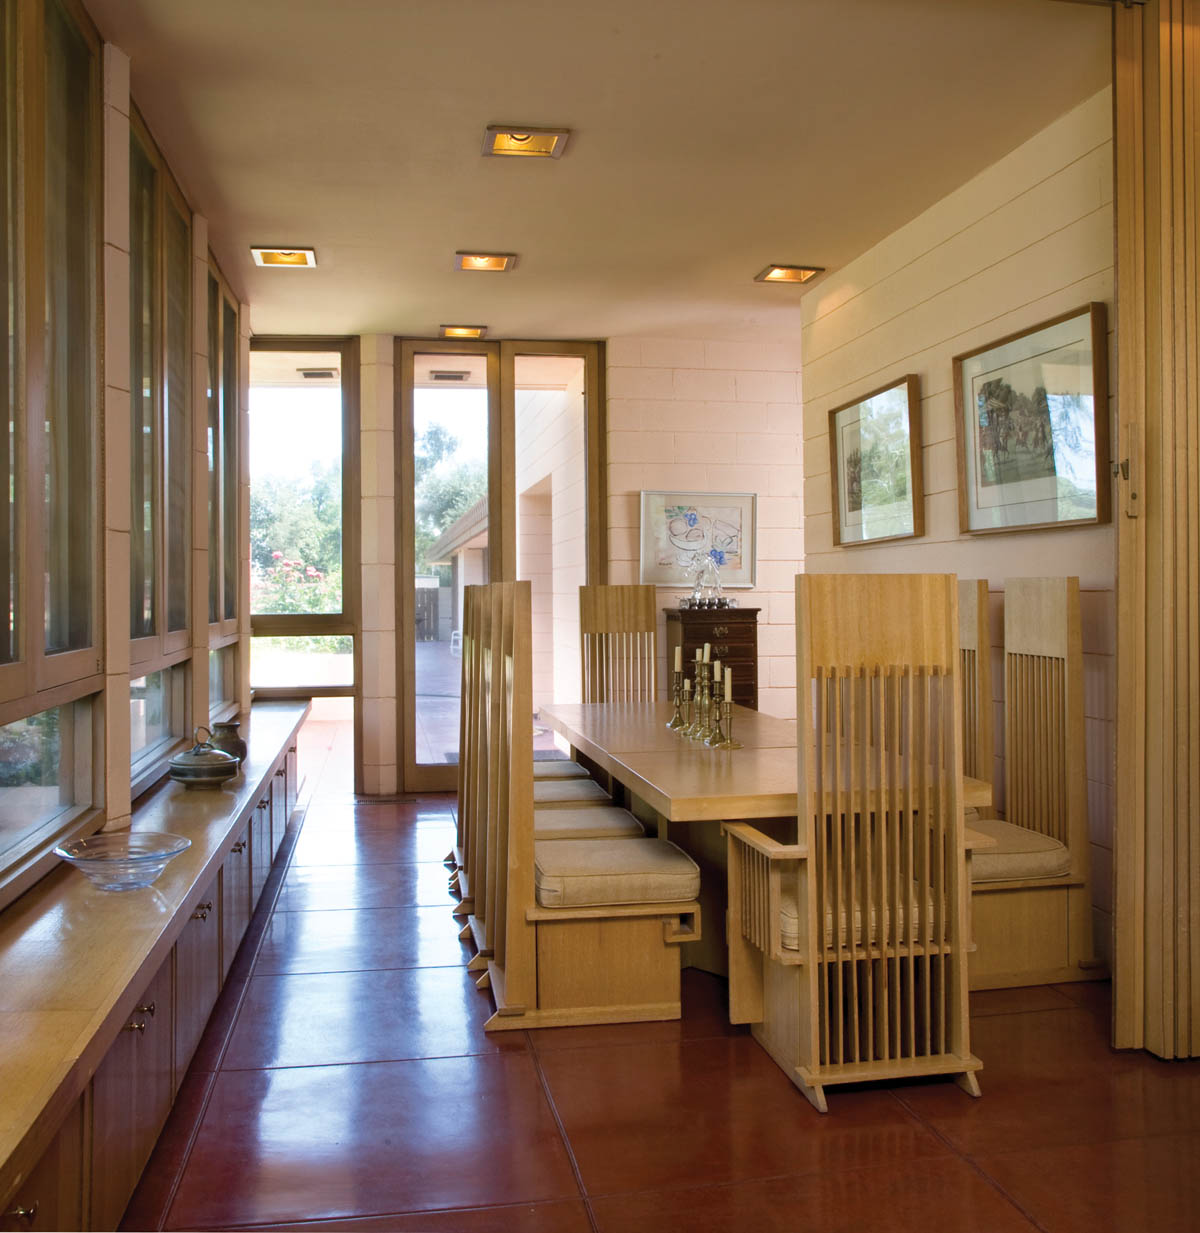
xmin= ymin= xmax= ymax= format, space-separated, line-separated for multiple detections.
xmin=85 ymin=0 xmax=1111 ymax=342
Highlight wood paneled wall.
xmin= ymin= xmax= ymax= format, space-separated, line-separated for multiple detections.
xmin=1114 ymin=0 xmax=1200 ymax=1058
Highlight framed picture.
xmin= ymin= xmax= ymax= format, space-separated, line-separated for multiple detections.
xmin=954 ymin=303 xmax=1110 ymax=534
xmin=828 ymin=374 xmax=924 ymax=547
xmin=638 ymin=490 xmax=757 ymax=588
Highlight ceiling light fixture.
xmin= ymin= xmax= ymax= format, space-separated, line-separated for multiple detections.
xmin=754 ymin=264 xmax=824 ymax=284
xmin=440 ymin=325 xmax=487 ymax=339
xmin=482 ymin=125 xmax=571 ymax=159
xmin=251 ymin=246 xmax=317 ymax=268
xmin=454 ymin=251 xmax=516 ymax=272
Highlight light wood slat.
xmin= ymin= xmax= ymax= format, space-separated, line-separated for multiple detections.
xmin=579 ymin=585 xmax=658 ymax=703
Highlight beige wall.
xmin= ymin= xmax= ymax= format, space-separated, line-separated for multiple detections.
xmin=799 ymin=88 xmax=1116 ymax=960
xmin=606 ymin=336 xmax=805 ymax=718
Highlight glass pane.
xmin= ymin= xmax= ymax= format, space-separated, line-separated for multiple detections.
xmin=0 ymin=704 xmax=73 ymax=866
xmin=221 ymin=299 xmax=237 ymax=621
xmin=412 ymin=353 xmax=488 ymax=767
xmin=0 ymin=3 xmax=16 ymax=667
xmin=164 ymin=197 xmax=190 ymax=632
xmin=250 ymin=635 xmax=352 ymax=688
xmin=130 ymin=668 xmax=168 ymax=760
xmin=206 ymin=275 xmax=218 ymax=623
xmin=129 ymin=134 xmax=157 ymax=639
xmin=248 ymin=350 xmax=343 ymax=616
xmin=514 ymin=355 xmax=587 ymax=728
xmin=43 ymin=0 xmax=96 ymax=655
xmin=208 ymin=644 xmax=234 ymax=713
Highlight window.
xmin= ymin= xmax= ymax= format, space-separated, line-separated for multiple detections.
xmin=208 ymin=644 xmax=236 ymax=719
xmin=207 ymin=268 xmax=239 ymax=636
xmin=248 ymin=340 xmax=358 ymax=696
xmin=130 ymin=664 xmax=186 ymax=787
xmin=0 ymin=0 xmax=102 ymax=906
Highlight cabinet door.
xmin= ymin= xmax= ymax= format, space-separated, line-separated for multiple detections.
xmin=1 ymin=1095 xmax=84 ymax=1233
xmin=285 ymin=744 xmax=299 ymax=817
xmin=174 ymin=876 xmax=221 ymax=1083
xmin=90 ymin=958 xmax=174 ymax=1231
xmin=270 ymin=766 xmax=287 ymax=858
xmin=221 ymin=824 xmax=252 ymax=980
xmin=250 ymin=798 xmax=271 ymax=905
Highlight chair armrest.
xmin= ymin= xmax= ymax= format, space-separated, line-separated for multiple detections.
xmin=722 ymin=821 xmax=805 ymax=861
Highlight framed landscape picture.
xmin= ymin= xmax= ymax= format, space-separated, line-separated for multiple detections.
xmin=954 ymin=303 xmax=1109 ymax=534
xmin=638 ymin=490 xmax=756 ymax=588
xmin=828 ymin=374 xmax=924 ymax=547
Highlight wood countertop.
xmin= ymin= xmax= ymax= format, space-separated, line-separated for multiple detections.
xmin=0 ymin=701 xmax=308 ymax=1208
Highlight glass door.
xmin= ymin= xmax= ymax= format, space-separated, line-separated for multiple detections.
xmin=398 ymin=341 xmax=497 ymax=791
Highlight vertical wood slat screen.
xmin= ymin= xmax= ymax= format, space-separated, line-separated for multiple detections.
xmin=579 ymin=585 xmax=658 ymax=703
xmin=1004 ymin=652 xmax=1068 ymax=845
xmin=811 ymin=664 xmax=957 ymax=1070
xmin=960 ymin=648 xmax=979 ymax=779
xmin=1114 ymin=0 xmax=1200 ymax=1058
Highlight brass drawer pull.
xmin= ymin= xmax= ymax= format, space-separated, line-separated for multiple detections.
xmin=258 ymin=799 xmax=270 ymax=810
xmin=712 ymin=624 xmax=729 ymax=637
xmin=124 ymin=1020 xmax=146 ymax=1034
xmin=713 ymin=644 xmax=729 ymax=657
xmin=6 ymin=1201 xmax=38 ymax=1224
xmin=231 ymin=840 xmax=246 ymax=854
xmin=137 ymin=1001 xmax=155 ymax=1017
xmin=191 ymin=900 xmax=213 ymax=921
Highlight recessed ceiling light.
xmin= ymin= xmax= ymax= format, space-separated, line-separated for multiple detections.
xmin=482 ymin=125 xmax=571 ymax=159
xmin=251 ymin=246 xmax=317 ymax=268
xmin=754 ymin=264 xmax=824 ymax=284
xmin=440 ymin=325 xmax=487 ymax=339
xmin=455 ymin=251 xmax=517 ymax=272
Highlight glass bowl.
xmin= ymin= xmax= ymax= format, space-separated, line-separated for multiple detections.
xmin=54 ymin=831 xmax=192 ymax=892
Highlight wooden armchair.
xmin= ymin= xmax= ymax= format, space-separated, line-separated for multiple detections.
xmin=580 ymin=584 xmax=658 ymax=703
xmin=461 ymin=581 xmax=703 ymax=1031
xmin=967 ymin=577 xmax=1099 ymax=989
xmin=725 ymin=574 xmax=981 ymax=1112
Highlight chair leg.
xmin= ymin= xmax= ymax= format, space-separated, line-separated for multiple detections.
xmin=795 ymin=1074 xmax=828 ymax=1114
xmin=955 ymin=1071 xmax=982 ymax=1099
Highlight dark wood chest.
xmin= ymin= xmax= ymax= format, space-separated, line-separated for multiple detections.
xmin=663 ymin=607 xmax=760 ymax=710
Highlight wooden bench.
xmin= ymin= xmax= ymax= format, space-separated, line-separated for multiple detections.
xmin=460 ymin=581 xmax=702 ymax=1031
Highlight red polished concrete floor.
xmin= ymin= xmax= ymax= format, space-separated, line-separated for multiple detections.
xmin=121 ymin=755 xmax=1200 ymax=1232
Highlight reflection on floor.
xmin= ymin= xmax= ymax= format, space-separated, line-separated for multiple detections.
xmin=121 ymin=749 xmax=1200 ymax=1232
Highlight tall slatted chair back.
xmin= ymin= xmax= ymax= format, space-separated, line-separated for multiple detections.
xmin=452 ymin=586 xmax=485 ymax=912
xmin=579 ymin=585 xmax=658 ymax=702
xmin=1003 ymin=578 xmax=1087 ymax=868
xmin=965 ymin=576 xmax=1098 ymax=990
xmin=958 ymin=580 xmax=994 ymax=796
xmin=725 ymin=573 xmax=979 ymax=1112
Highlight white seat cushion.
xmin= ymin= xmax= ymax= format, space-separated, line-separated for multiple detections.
xmin=534 ymin=838 xmax=700 ymax=908
xmin=532 ymin=760 xmax=591 ymax=781
xmin=779 ymin=884 xmax=937 ymax=950
xmin=970 ymin=817 xmax=1071 ymax=883
xmin=533 ymin=778 xmax=611 ymax=807
xmin=534 ymin=806 xmax=645 ymax=841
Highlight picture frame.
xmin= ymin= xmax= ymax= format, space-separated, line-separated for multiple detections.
xmin=953 ymin=302 xmax=1110 ymax=534
xmin=638 ymin=490 xmax=757 ymax=588
xmin=828 ymin=374 xmax=924 ymax=547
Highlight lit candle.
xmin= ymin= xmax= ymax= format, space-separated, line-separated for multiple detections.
xmin=703 ymin=642 xmax=711 ymax=663
xmin=725 ymin=666 xmax=732 ymax=695
xmin=674 ymin=645 xmax=682 ymax=673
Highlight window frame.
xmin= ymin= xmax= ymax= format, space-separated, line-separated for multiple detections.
xmin=247 ymin=335 xmax=360 ymax=700
xmin=207 ymin=262 xmax=240 ymax=644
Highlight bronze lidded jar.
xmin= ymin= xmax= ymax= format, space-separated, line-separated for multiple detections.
xmin=209 ymin=719 xmax=248 ymax=766
xmin=169 ymin=726 xmax=239 ymax=789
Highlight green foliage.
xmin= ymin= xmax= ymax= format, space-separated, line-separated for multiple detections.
xmin=249 ymin=462 xmax=342 ymax=579
xmin=413 ymin=426 xmax=486 ymax=577
xmin=0 ymin=709 xmax=60 ymax=787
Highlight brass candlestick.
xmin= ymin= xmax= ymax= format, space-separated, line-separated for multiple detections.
xmin=719 ymin=698 xmax=743 ymax=749
xmin=683 ymin=667 xmax=703 ymax=738
xmin=705 ymin=675 xmax=727 ymax=747
xmin=680 ymin=680 xmax=693 ymax=735
xmin=696 ymin=663 xmax=714 ymax=742
xmin=667 ymin=671 xmax=684 ymax=730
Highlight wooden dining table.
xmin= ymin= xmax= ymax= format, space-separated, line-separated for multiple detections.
xmin=539 ymin=699 xmax=994 ymax=822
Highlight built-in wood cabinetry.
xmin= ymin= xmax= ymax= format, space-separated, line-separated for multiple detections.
xmin=90 ymin=961 xmax=174 ymax=1231
xmin=0 ymin=704 xmax=308 ymax=1233
xmin=220 ymin=824 xmax=252 ymax=981
xmin=173 ymin=876 xmax=222 ymax=1082
xmin=664 ymin=607 xmax=760 ymax=709
xmin=0 ymin=1097 xmax=85 ymax=1233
